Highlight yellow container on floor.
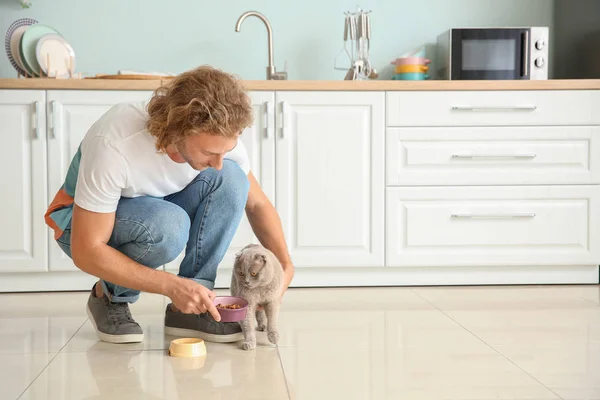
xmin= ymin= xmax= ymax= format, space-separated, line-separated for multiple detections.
xmin=169 ymin=338 xmax=207 ymax=358
xmin=395 ymin=64 xmax=429 ymax=74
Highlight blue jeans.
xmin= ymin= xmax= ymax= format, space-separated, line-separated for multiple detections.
xmin=56 ymin=160 xmax=249 ymax=303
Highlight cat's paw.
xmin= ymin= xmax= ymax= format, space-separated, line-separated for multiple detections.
xmin=241 ymin=340 xmax=257 ymax=351
xmin=257 ymin=322 xmax=267 ymax=332
xmin=267 ymin=330 xmax=279 ymax=345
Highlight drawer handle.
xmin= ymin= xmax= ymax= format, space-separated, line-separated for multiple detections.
xmin=451 ymin=105 xmax=537 ymax=112
xmin=451 ymin=153 xmax=537 ymax=159
xmin=451 ymin=212 xmax=536 ymax=219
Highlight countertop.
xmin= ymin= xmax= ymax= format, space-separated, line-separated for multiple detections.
xmin=1 ymin=78 xmax=600 ymax=91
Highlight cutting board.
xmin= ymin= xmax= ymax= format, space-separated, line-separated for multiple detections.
xmin=86 ymin=74 xmax=174 ymax=80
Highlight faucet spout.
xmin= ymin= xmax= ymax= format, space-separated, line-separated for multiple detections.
xmin=235 ymin=11 xmax=287 ymax=80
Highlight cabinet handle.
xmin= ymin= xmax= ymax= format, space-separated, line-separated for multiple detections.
xmin=32 ymin=101 xmax=40 ymax=139
xmin=451 ymin=105 xmax=537 ymax=111
xmin=451 ymin=212 xmax=536 ymax=219
xmin=50 ymin=101 xmax=60 ymax=139
xmin=451 ymin=153 xmax=537 ymax=159
xmin=264 ymin=101 xmax=272 ymax=138
xmin=280 ymin=101 xmax=289 ymax=138
xmin=522 ymin=29 xmax=530 ymax=78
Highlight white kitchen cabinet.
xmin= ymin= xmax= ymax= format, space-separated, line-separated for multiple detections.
xmin=166 ymin=91 xmax=386 ymax=272
xmin=386 ymin=185 xmax=600 ymax=267
xmin=0 ymin=90 xmax=47 ymax=272
xmin=46 ymin=90 xmax=154 ymax=271
xmin=275 ymin=91 xmax=385 ymax=267
xmin=164 ymin=91 xmax=276 ymax=272
xmin=1 ymin=86 xmax=599 ymax=292
xmin=222 ymin=92 xmax=276 ymax=265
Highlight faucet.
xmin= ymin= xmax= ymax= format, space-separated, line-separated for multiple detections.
xmin=235 ymin=11 xmax=288 ymax=80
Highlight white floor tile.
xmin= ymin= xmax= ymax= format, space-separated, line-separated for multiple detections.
xmin=492 ymin=342 xmax=600 ymax=400
xmin=444 ymin=308 xmax=600 ymax=346
xmin=278 ymin=299 xmax=559 ymax=399
xmin=20 ymin=344 xmax=288 ymax=400
xmin=62 ymin=315 xmax=171 ymax=353
xmin=413 ymin=285 xmax=600 ymax=311
xmin=384 ymin=310 xmax=559 ymax=399
xmin=0 ymin=316 xmax=85 ymax=354
xmin=279 ymin=346 xmax=385 ymax=400
xmin=280 ymin=287 xmax=434 ymax=312
xmin=0 ymin=353 xmax=54 ymax=400
xmin=4 ymin=286 xmax=599 ymax=399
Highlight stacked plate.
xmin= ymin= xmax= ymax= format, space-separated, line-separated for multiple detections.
xmin=5 ymin=18 xmax=76 ymax=78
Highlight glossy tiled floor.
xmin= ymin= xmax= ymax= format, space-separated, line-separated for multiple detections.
xmin=1 ymin=285 xmax=599 ymax=400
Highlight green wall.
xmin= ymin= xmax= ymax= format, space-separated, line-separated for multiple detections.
xmin=1 ymin=0 xmax=555 ymax=80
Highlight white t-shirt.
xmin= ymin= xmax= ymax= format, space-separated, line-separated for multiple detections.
xmin=74 ymin=101 xmax=250 ymax=213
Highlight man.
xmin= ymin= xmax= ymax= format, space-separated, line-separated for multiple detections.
xmin=44 ymin=66 xmax=294 ymax=344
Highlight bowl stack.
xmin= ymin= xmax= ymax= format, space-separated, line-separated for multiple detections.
xmin=390 ymin=56 xmax=431 ymax=80
xmin=5 ymin=18 xmax=76 ymax=78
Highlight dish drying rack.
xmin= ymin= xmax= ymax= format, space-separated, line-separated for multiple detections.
xmin=17 ymin=54 xmax=82 ymax=79
xmin=334 ymin=7 xmax=377 ymax=80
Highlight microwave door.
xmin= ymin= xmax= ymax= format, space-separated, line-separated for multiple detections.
xmin=451 ymin=28 xmax=529 ymax=80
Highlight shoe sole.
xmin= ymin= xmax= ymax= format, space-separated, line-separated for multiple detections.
xmin=86 ymin=305 xmax=144 ymax=344
xmin=164 ymin=326 xmax=244 ymax=343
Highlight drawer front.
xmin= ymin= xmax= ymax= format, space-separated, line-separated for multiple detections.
xmin=386 ymin=90 xmax=598 ymax=126
xmin=386 ymin=186 xmax=600 ymax=267
xmin=386 ymin=126 xmax=600 ymax=186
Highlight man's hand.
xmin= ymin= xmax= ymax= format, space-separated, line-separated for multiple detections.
xmin=166 ymin=277 xmax=221 ymax=321
xmin=280 ymin=262 xmax=295 ymax=301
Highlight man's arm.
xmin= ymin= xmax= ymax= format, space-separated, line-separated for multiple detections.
xmin=70 ymin=205 xmax=220 ymax=318
xmin=245 ymin=172 xmax=294 ymax=292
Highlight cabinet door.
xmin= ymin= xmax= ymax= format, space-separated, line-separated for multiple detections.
xmin=164 ymin=91 xmax=276 ymax=273
xmin=276 ymin=91 xmax=385 ymax=267
xmin=46 ymin=90 xmax=154 ymax=271
xmin=0 ymin=90 xmax=47 ymax=272
xmin=222 ymin=92 xmax=275 ymax=265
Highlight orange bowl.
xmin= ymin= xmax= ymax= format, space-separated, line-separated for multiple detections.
xmin=395 ymin=64 xmax=429 ymax=74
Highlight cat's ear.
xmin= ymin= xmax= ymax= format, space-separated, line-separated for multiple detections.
xmin=254 ymin=254 xmax=267 ymax=264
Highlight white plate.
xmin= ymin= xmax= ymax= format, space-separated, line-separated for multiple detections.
xmin=10 ymin=25 xmax=30 ymax=74
xmin=35 ymin=33 xmax=75 ymax=78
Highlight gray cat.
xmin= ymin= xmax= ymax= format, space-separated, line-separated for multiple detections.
xmin=230 ymin=243 xmax=283 ymax=351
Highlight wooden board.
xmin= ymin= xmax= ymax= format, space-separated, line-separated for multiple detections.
xmin=86 ymin=74 xmax=175 ymax=80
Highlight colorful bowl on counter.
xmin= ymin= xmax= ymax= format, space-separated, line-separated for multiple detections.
xmin=390 ymin=56 xmax=431 ymax=67
xmin=392 ymin=72 xmax=430 ymax=80
xmin=395 ymin=64 xmax=429 ymax=74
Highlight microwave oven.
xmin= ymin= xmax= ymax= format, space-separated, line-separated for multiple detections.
xmin=578 ymin=29 xmax=600 ymax=78
xmin=437 ymin=27 xmax=549 ymax=80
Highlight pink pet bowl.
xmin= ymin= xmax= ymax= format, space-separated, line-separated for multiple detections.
xmin=213 ymin=296 xmax=248 ymax=322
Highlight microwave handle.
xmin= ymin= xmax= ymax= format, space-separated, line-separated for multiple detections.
xmin=522 ymin=30 xmax=529 ymax=77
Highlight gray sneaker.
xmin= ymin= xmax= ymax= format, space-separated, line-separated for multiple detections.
xmin=86 ymin=285 xmax=144 ymax=344
xmin=164 ymin=304 xmax=244 ymax=343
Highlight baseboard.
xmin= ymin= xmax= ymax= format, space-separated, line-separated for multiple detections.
xmin=1 ymin=265 xmax=597 ymax=293
xmin=213 ymin=265 xmax=600 ymax=288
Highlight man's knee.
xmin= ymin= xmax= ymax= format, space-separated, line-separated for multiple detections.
xmin=152 ymin=205 xmax=190 ymax=262
xmin=216 ymin=160 xmax=250 ymax=210
xmin=121 ymin=202 xmax=190 ymax=266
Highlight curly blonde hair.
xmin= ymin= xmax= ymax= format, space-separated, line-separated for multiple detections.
xmin=146 ymin=66 xmax=253 ymax=152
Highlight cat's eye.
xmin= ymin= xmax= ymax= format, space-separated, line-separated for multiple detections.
xmin=251 ymin=272 xmax=257 ymax=277
xmin=238 ymin=271 xmax=244 ymax=276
